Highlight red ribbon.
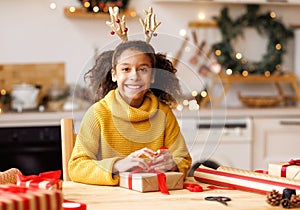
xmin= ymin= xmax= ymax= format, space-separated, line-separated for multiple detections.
xmin=17 ymin=170 xmax=61 ymax=189
xmin=128 ymin=168 xmax=170 ymax=194
xmin=183 ymin=183 xmax=203 ymax=192
xmin=281 ymin=159 xmax=300 ymax=177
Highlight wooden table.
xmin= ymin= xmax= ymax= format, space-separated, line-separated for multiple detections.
xmin=62 ymin=178 xmax=275 ymax=210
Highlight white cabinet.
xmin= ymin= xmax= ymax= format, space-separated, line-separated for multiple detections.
xmin=178 ymin=117 xmax=252 ymax=170
xmin=252 ymin=117 xmax=300 ymax=170
xmin=152 ymin=0 xmax=300 ymax=4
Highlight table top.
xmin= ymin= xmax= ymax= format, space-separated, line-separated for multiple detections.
xmin=62 ymin=178 xmax=275 ymax=210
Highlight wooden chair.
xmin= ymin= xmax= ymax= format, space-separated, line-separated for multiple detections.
xmin=60 ymin=118 xmax=76 ymax=181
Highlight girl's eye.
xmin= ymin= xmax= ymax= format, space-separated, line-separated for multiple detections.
xmin=121 ymin=67 xmax=130 ymax=72
xmin=139 ymin=68 xmax=149 ymax=73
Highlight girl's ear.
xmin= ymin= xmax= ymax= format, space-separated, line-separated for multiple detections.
xmin=111 ymin=69 xmax=117 ymax=82
xmin=151 ymin=69 xmax=156 ymax=84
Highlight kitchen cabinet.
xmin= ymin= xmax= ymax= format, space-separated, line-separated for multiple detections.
xmin=152 ymin=0 xmax=300 ymax=5
xmin=252 ymin=117 xmax=300 ymax=170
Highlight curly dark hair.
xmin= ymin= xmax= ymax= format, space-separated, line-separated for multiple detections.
xmin=84 ymin=41 xmax=182 ymax=108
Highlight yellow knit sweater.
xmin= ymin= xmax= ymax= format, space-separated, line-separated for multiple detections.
xmin=68 ymin=89 xmax=192 ymax=185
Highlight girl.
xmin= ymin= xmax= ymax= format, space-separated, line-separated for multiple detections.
xmin=69 ymin=40 xmax=192 ymax=185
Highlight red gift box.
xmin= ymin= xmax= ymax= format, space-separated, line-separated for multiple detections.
xmin=16 ymin=170 xmax=62 ymax=190
xmin=0 ymin=185 xmax=63 ymax=210
xmin=194 ymin=165 xmax=300 ymax=194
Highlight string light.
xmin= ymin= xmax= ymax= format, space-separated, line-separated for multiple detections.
xmin=69 ymin=7 xmax=76 ymax=13
xmin=200 ymin=90 xmax=207 ymax=98
xmin=226 ymin=69 xmax=233 ymax=75
xmin=242 ymin=70 xmax=248 ymax=77
xmin=191 ymin=90 xmax=198 ymax=97
xmin=270 ymin=11 xmax=276 ymax=19
xmin=235 ymin=52 xmax=242 ymax=60
xmin=176 ymin=104 xmax=183 ymax=111
xmin=49 ymin=2 xmax=56 ymax=10
xmin=275 ymin=43 xmax=282 ymax=50
xmin=197 ymin=12 xmax=206 ymax=21
xmin=182 ymin=100 xmax=189 ymax=106
xmin=215 ymin=49 xmax=221 ymax=56
xmin=264 ymin=71 xmax=271 ymax=77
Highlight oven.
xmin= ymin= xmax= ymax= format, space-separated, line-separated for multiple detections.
xmin=178 ymin=117 xmax=252 ymax=172
xmin=0 ymin=125 xmax=62 ymax=175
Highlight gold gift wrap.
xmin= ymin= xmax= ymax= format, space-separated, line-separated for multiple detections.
xmin=268 ymin=162 xmax=300 ymax=180
xmin=119 ymin=172 xmax=184 ymax=192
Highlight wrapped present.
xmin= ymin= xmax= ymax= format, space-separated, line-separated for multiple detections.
xmin=16 ymin=170 xmax=62 ymax=190
xmin=194 ymin=165 xmax=300 ymax=195
xmin=268 ymin=159 xmax=300 ymax=180
xmin=119 ymin=172 xmax=184 ymax=193
xmin=0 ymin=184 xmax=63 ymax=210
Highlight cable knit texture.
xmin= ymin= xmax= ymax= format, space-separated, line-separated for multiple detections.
xmin=68 ymin=89 xmax=192 ymax=185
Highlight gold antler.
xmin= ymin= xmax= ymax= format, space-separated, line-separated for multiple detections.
xmin=106 ymin=7 xmax=128 ymax=42
xmin=139 ymin=7 xmax=161 ymax=43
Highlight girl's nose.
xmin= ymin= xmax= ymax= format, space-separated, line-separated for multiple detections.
xmin=129 ymin=69 xmax=140 ymax=80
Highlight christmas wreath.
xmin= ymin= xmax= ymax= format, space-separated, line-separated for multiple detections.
xmin=212 ymin=5 xmax=294 ymax=75
xmin=78 ymin=0 xmax=130 ymax=13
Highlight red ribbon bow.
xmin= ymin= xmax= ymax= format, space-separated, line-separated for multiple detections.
xmin=281 ymin=159 xmax=300 ymax=177
xmin=17 ymin=170 xmax=61 ymax=189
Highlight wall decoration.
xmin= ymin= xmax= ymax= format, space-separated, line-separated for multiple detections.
xmin=77 ymin=0 xmax=130 ymax=13
xmin=212 ymin=4 xmax=294 ymax=76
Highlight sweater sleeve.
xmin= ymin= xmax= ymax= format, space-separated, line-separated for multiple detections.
xmin=68 ymin=105 xmax=120 ymax=185
xmin=164 ymin=109 xmax=192 ymax=177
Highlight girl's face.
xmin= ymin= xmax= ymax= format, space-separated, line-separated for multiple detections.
xmin=111 ymin=49 xmax=155 ymax=108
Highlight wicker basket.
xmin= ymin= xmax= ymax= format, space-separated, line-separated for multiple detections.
xmin=238 ymin=92 xmax=283 ymax=108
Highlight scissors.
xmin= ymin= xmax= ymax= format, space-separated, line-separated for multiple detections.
xmin=205 ymin=196 xmax=231 ymax=206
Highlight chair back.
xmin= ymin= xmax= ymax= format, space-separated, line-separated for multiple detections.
xmin=60 ymin=118 xmax=76 ymax=181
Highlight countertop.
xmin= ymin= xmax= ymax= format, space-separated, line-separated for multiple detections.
xmin=1 ymin=106 xmax=300 ymax=127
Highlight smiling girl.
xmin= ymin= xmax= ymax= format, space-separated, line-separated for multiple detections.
xmin=68 ymin=40 xmax=192 ymax=185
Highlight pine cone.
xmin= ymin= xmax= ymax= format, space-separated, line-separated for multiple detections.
xmin=281 ymin=198 xmax=293 ymax=209
xmin=266 ymin=189 xmax=282 ymax=206
xmin=290 ymin=194 xmax=300 ymax=208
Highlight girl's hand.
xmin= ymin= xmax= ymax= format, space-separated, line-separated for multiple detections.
xmin=128 ymin=147 xmax=158 ymax=159
xmin=113 ymin=157 xmax=149 ymax=173
xmin=149 ymin=149 xmax=177 ymax=172
xmin=113 ymin=147 xmax=157 ymax=173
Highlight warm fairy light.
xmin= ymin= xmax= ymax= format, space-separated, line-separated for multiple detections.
xmin=185 ymin=46 xmax=191 ymax=53
xmin=276 ymin=64 xmax=281 ymax=71
xmin=197 ymin=12 xmax=206 ymax=21
xmin=0 ymin=108 xmax=2 ymax=114
xmin=129 ymin=10 xmax=137 ymax=18
xmin=200 ymin=90 xmax=207 ymax=98
xmin=84 ymin=2 xmax=90 ymax=8
xmin=270 ymin=11 xmax=276 ymax=19
xmin=103 ymin=7 xmax=109 ymax=13
xmin=69 ymin=7 xmax=76 ymax=13
xmin=188 ymin=100 xmax=199 ymax=110
xmin=226 ymin=69 xmax=233 ymax=75
xmin=179 ymin=29 xmax=187 ymax=37
xmin=176 ymin=104 xmax=183 ymax=111
xmin=49 ymin=2 xmax=56 ymax=10
xmin=264 ymin=71 xmax=271 ymax=77
xmin=275 ymin=43 xmax=282 ymax=50
xmin=183 ymin=99 xmax=189 ymax=106
xmin=215 ymin=49 xmax=221 ymax=56
xmin=93 ymin=6 xmax=100 ymax=13
xmin=0 ymin=89 xmax=6 ymax=95
xmin=191 ymin=90 xmax=198 ymax=97
xmin=235 ymin=52 xmax=242 ymax=59
xmin=242 ymin=70 xmax=248 ymax=77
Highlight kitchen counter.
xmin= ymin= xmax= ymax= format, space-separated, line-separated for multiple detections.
xmin=62 ymin=178 xmax=272 ymax=210
xmin=1 ymin=106 xmax=300 ymax=127
xmin=0 ymin=110 xmax=85 ymax=127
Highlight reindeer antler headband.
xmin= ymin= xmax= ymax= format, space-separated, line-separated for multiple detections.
xmin=106 ymin=6 xmax=161 ymax=43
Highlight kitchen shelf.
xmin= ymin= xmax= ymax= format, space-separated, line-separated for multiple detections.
xmin=64 ymin=7 xmax=138 ymax=19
